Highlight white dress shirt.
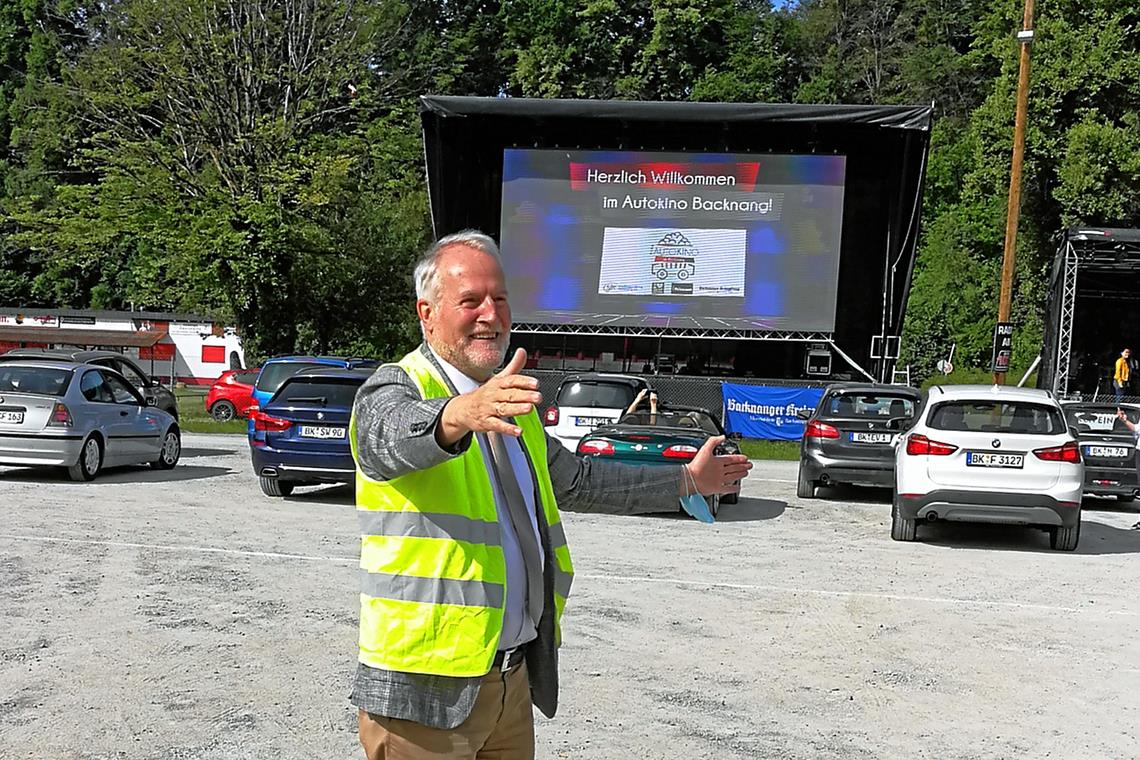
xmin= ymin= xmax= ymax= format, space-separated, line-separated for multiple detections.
xmin=429 ymin=348 xmax=545 ymax=650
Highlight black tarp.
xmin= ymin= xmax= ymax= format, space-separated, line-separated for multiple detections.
xmin=420 ymin=96 xmax=933 ymax=379
xmin=1041 ymin=228 xmax=1140 ymax=397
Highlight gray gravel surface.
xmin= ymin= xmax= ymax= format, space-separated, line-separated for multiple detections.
xmin=2 ymin=433 xmax=1139 ymax=759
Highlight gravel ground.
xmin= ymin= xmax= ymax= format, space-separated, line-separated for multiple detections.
xmin=2 ymin=433 xmax=1139 ymax=759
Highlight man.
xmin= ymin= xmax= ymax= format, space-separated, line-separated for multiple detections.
xmin=349 ymin=230 xmax=752 ymax=759
xmin=1115 ymin=348 xmax=1132 ymax=404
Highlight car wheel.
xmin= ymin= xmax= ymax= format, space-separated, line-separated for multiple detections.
xmin=259 ymin=476 xmax=294 ymax=497
xmin=210 ymin=400 xmax=236 ymax=421
xmin=68 ymin=435 xmax=103 ymax=482
xmin=796 ymin=465 xmax=816 ymax=499
xmin=151 ymin=428 xmax=181 ymax=470
xmin=890 ymin=498 xmax=917 ymax=541
xmin=721 ymin=489 xmax=739 ymax=505
xmin=709 ymin=493 xmax=720 ymax=517
xmin=1049 ymin=515 xmax=1081 ymax=551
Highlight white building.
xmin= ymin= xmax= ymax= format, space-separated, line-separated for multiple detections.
xmin=0 ymin=308 xmax=246 ymax=385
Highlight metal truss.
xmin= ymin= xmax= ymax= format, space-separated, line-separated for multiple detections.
xmin=1053 ymin=239 xmax=1079 ymax=397
xmin=511 ymin=322 xmax=833 ymax=341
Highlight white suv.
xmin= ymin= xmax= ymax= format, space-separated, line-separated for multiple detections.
xmin=892 ymin=385 xmax=1084 ymax=551
xmin=543 ymin=374 xmax=651 ymax=451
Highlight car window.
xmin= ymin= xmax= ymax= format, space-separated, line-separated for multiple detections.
xmin=112 ymin=359 xmax=149 ymax=388
xmin=80 ymin=370 xmax=114 ymax=403
xmin=273 ymin=379 xmax=363 ymax=407
xmin=556 ymin=381 xmax=638 ymax=409
xmin=103 ymin=372 xmax=143 ymax=405
xmin=0 ymin=366 xmax=72 ymax=396
xmin=234 ymin=371 xmax=260 ymax=386
xmin=256 ymin=362 xmax=327 ymax=394
xmin=826 ymin=393 xmax=916 ymax=419
xmin=929 ymin=401 xmax=1066 ymax=435
xmin=1064 ymin=406 xmax=1137 ymax=434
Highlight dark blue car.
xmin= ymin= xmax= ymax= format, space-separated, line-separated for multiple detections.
xmin=248 ymin=355 xmax=379 ymax=436
xmin=249 ymin=367 xmax=374 ymax=497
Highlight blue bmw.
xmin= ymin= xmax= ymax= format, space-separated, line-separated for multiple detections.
xmin=249 ymin=367 xmax=373 ymax=497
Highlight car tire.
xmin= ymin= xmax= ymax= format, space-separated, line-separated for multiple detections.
xmin=68 ymin=435 xmax=103 ymax=482
xmin=151 ymin=428 xmax=181 ymax=470
xmin=796 ymin=466 xmax=816 ymax=499
xmin=709 ymin=493 xmax=720 ymax=518
xmin=721 ymin=490 xmax=739 ymax=505
xmin=1049 ymin=516 xmax=1081 ymax=551
xmin=210 ymin=400 xmax=237 ymax=421
xmin=259 ymin=476 xmax=294 ymax=497
xmin=890 ymin=498 xmax=917 ymax=541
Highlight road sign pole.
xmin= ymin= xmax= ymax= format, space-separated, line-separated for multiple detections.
xmin=995 ymin=0 xmax=1035 ymax=385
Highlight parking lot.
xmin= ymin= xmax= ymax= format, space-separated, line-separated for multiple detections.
xmin=3 ymin=433 xmax=1140 ymax=759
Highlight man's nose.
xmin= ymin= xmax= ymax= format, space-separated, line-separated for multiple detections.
xmin=475 ymin=296 xmax=498 ymax=320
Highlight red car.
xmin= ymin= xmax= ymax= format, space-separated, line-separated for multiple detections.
xmin=205 ymin=368 xmax=260 ymax=421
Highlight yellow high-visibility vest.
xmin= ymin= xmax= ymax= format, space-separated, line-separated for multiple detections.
xmin=350 ymin=349 xmax=574 ymax=677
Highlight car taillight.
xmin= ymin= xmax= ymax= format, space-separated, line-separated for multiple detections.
xmin=251 ymin=409 xmax=292 ymax=432
xmin=905 ymin=434 xmax=958 ymax=456
xmin=544 ymin=406 xmax=559 ymax=426
xmin=662 ymin=444 xmax=699 ymax=459
xmin=1034 ymin=441 xmax=1081 ymax=463
xmin=804 ymin=420 xmax=840 ymax=439
xmin=577 ymin=439 xmax=614 ymax=456
xmin=47 ymin=403 xmax=72 ymax=427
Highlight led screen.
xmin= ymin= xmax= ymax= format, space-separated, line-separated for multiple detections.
xmin=499 ymin=149 xmax=847 ymax=332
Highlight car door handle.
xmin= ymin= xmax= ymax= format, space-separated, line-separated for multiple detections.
xmin=120 ymin=411 xmax=129 ymax=417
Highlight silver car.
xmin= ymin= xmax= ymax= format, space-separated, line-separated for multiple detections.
xmin=0 ymin=361 xmax=181 ymax=481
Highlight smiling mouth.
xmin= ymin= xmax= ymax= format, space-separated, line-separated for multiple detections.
xmin=470 ymin=333 xmax=500 ymax=341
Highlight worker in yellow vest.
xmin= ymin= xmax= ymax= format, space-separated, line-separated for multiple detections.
xmin=349 ymin=231 xmax=752 ymax=759
xmin=1115 ymin=347 xmax=1132 ymax=404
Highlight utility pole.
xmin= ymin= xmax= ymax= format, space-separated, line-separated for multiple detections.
xmin=994 ymin=0 xmax=1035 ymax=384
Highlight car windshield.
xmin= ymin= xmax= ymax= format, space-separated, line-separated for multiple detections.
xmin=1064 ymin=406 xmax=1138 ymax=434
xmin=256 ymin=362 xmax=328 ymax=394
xmin=272 ymin=379 xmax=362 ymax=408
xmin=619 ymin=409 xmax=720 ymax=434
xmin=557 ymin=381 xmax=637 ymax=409
xmin=0 ymin=366 xmax=72 ymax=396
xmin=929 ymin=401 xmax=1066 ymax=435
xmin=826 ymin=393 xmax=916 ymax=419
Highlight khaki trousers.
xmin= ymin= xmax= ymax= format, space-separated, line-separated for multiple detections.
xmin=358 ymin=662 xmax=535 ymax=760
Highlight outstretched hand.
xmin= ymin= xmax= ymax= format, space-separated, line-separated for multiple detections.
xmin=438 ymin=348 xmax=542 ymax=444
xmin=682 ymin=435 xmax=753 ymax=496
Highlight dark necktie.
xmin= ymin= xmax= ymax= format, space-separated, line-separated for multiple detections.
xmin=486 ymin=430 xmax=545 ymax=625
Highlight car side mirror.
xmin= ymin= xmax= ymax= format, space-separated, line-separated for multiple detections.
xmin=795 ymin=409 xmax=812 ymax=421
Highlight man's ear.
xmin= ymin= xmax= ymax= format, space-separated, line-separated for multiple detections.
xmin=416 ymin=299 xmax=432 ymax=328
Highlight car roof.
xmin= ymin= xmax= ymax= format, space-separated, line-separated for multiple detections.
xmin=824 ymin=382 xmax=920 ymax=396
xmin=280 ymin=367 xmax=375 ymax=382
xmin=926 ymin=384 xmax=1056 ymax=402
xmin=0 ymin=359 xmax=86 ymax=370
xmin=263 ymin=355 xmax=376 ymax=365
xmin=1 ymin=348 xmax=122 ymax=360
xmin=558 ymin=373 xmax=649 ymax=386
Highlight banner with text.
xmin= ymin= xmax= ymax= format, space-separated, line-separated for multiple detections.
xmin=722 ymin=383 xmax=824 ymax=441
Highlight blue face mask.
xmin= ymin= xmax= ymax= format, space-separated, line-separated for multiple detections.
xmin=680 ymin=493 xmax=716 ymax=523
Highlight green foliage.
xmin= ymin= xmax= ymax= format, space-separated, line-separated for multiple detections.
xmin=1 ymin=0 xmax=1138 ymax=380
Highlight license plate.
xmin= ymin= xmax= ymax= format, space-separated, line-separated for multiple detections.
xmin=575 ymin=416 xmax=612 ymax=428
xmin=1085 ymin=445 xmax=1130 ymax=458
xmin=299 ymin=425 xmax=345 ymax=439
xmin=0 ymin=410 xmax=24 ymax=424
xmin=966 ymin=452 xmax=1024 ymax=468
xmin=850 ymin=432 xmax=892 ymax=444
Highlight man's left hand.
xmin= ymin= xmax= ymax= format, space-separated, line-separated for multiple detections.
xmin=683 ymin=436 xmax=753 ymax=496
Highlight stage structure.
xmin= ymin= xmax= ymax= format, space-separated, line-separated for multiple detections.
xmin=420 ymin=97 xmax=933 ymax=381
xmin=1041 ymin=228 xmax=1140 ymax=398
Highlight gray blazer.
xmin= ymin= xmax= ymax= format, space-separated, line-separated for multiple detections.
xmin=350 ymin=344 xmax=683 ymax=729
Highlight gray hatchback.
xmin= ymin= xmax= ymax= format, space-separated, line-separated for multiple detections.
xmin=797 ymin=383 xmax=921 ymax=498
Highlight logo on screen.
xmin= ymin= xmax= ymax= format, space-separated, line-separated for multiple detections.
xmin=649 ymin=232 xmax=698 ymax=284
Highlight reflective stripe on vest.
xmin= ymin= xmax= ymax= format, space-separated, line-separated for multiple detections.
xmin=350 ymin=348 xmax=574 ymax=677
